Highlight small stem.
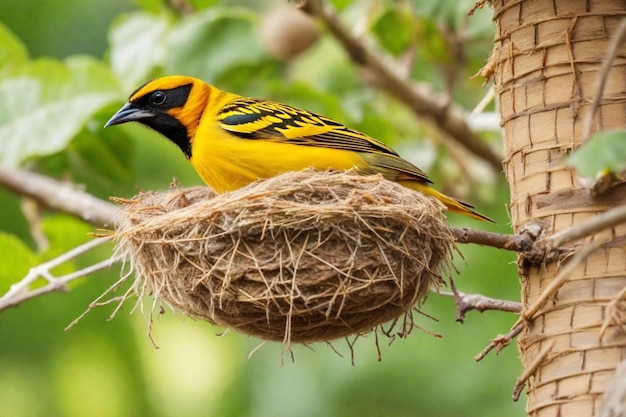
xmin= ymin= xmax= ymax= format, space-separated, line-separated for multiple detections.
xmin=511 ymin=241 xmax=603 ymax=329
xmin=548 ymin=205 xmax=626 ymax=248
xmin=0 ymin=166 xmax=119 ymax=228
xmin=439 ymin=290 xmax=521 ymax=323
xmin=512 ymin=340 xmax=555 ymax=401
xmin=0 ymin=237 xmax=115 ymax=312
xmin=451 ymin=227 xmax=534 ymax=252
xmin=475 ymin=323 xmax=523 ymax=362
xmin=582 ymin=18 xmax=626 ymax=142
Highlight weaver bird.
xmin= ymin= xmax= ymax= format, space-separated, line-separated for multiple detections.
xmin=106 ymin=76 xmax=493 ymax=222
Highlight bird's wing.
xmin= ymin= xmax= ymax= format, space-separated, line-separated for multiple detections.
xmin=217 ymin=98 xmax=432 ymax=183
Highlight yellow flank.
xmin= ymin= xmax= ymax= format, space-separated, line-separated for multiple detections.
xmin=106 ymin=76 xmax=494 ymax=222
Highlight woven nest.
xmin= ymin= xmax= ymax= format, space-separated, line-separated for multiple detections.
xmin=113 ymin=169 xmax=455 ymax=345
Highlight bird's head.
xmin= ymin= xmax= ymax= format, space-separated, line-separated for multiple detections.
xmin=105 ymin=76 xmax=210 ymax=158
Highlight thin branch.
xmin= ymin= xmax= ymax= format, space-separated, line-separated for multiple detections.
xmin=474 ymin=322 xmax=523 ymax=362
xmin=547 ymin=205 xmax=626 ymax=248
xmin=470 ymin=86 xmax=496 ymax=117
xmin=2 ymin=167 xmax=538 ymax=254
xmin=0 ymin=166 xmax=539 ymax=314
xmin=599 ymin=360 xmax=626 ymax=417
xmin=439 ymin=290 xmax=521 ymax=322
xmin=582 ymin=17 xmax=626 ymax=142
xmin=0 ymin=237 xmax=117 ymax=312
xmin=451 ymin=227 xmax=535 ymax=252
xmin=512 ymin=340 xmax=555 ymax=401
xmin=475 ymin=242 xmax=603 ymax=363
xmin=512 ymin=241 xmax=603 ymax=329
xmin=302 ymin=0 xmax=503 ymax=171
xmin=600 ymin=284 xmax=626 ymax=341
xmin=0 ymin=165 xmax=119 ymax=228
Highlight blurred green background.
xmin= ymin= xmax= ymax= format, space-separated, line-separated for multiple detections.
xmin=0 ymin=0 xmax=524 ymax=416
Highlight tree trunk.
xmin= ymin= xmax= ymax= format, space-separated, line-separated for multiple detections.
xmin=492 ymin=0 xmax=626 ymax=416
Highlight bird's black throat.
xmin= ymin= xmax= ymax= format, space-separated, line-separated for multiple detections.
xmin=141 ymin=115 xmax=192 ymax=159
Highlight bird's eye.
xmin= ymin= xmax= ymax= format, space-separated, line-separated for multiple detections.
xmin=150 ymin=91 xmax=166 ymax=106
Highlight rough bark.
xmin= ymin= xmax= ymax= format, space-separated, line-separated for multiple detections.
xmin=492 ymin=0 xmax=626 ymax=416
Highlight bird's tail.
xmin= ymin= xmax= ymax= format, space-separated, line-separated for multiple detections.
xmin=400 ymin=181 xmax=495 ymax=223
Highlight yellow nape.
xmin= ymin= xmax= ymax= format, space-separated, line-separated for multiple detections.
xmin=190 ymin=128 xmax=364 ymax=193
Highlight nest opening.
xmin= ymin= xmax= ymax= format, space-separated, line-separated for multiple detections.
xmin=112 ymin=169 xmax=455 ymax=346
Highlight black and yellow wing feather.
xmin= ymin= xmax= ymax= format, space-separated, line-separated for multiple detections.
xmin=217 ymin=98 xmax=433 ymax=184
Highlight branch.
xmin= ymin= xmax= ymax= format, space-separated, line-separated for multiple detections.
xmin=302 ymin=0 xmax=503 ymax=172
xmin=599 ymin=359 xmax=626 ymax=417
xmin=547 ymin=205 xmax=626 ymax=248
xmin=451 ymin=227 xmax=535 ymax=252
xmin=0 ymin=237 xmax=117 ymax=312
xmin=600 ymin=284 xmax=626 ymax=341
xmin=512 ymin=340 xmax=555 ymax=401
xmin=1 ymin=167 xmax=539 ymax=254
xmin=511 ymin=241 xmax=603 ymax=330
xmin=439 ymin=290 xmax=521 ymax=322
xmin=473 ymin=242 xmax=603 ymax=364
xmin=582 ymin=17 xmax=626 ymax=142
xmin=0 ymin=167 xmax=535 ymax=313
xmin=474 ymin=322 xmax=523 ymax=362
xmin=0 ymin=165 xmax=120 ymax=228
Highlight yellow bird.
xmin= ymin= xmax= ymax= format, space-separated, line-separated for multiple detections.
xmin=106 ymin=76 xmax=493 ymax=222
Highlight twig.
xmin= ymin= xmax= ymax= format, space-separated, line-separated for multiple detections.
xmin=2 ymin=167 xmax=541 ymax=254
xmin=512 ymin=340 xmax=555 ymax=401
xmin=470 ymin=86 xmax=496 ymax=117
xmin=599 ymin=360 xmax=626 ymax=417
xmin=548 ymin=205 xmax=626 ymax=248
xmin=599 ymin=284 xmax=626 ymax=341
xmin=475 ymin=241 xmax=603 ymax=363
xmin=582 ymin=18 xmax=626 ymax=142
xmin=439 ymin=290 xmax=521 ymax=323
xmin=302 ymin=0 xmax=503 ymax=171
xmin=512 ymin=241 xmax=603 ymax=329
xmin=64 ymin=267 xmax=139 ymax=332
xmin=0 ymin=165 xmax=120 ymax=228
xmin=0 ymin=237 xmax=117 ymax=312
xmin=475 ymin=322 xmax=523 ymax=362
xmin=451 ymin=227 xmax=535 ymax=252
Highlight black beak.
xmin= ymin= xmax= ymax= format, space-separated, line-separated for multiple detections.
xmin=104 ymin=102 xmax=156 ymax=127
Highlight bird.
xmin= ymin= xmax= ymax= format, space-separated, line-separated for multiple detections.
xmin=105 ymin=75 xmax=493 ymax=222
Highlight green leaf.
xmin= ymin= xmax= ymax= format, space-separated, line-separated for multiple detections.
xmin=0 ymin=57 xmax=119 ymax=167
xmin=133 ymin=0 xmax=163 ymax=13
xmin=108 ymin=12 xmax=170 ymax=89
xmin=411 ymin=0 xmax=462 ymax=26
xmin=186 ymin=0 xmax=219 ymax=10
xmin=38 ymin=215 xmax=96 ymax=279
xmin=0 ymin=22 xmax=28 ymax=73
xmin=0 ymin=232 xmax=37 ymax=294
xmin=0 ymin=188 xmax=32 ymax=245
xmin=41 ymin=214 xmax=94 ymax=257
xmin=372 ymin=8 xmax=415 ymax=56
xmin=567 ymin=130 xmax=626 ymax=178
xmin=290 ymin=37 xmax=360 ymax=95
xmin=70 ymin=122 xmax=134 ymax=185
xmin=166 ymin=8 xmax=268 ymax=82
xmin=415 ymin=16 xmax=449 ymax=63
xmin=329 ymin=0 xmax=352 ymax=11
